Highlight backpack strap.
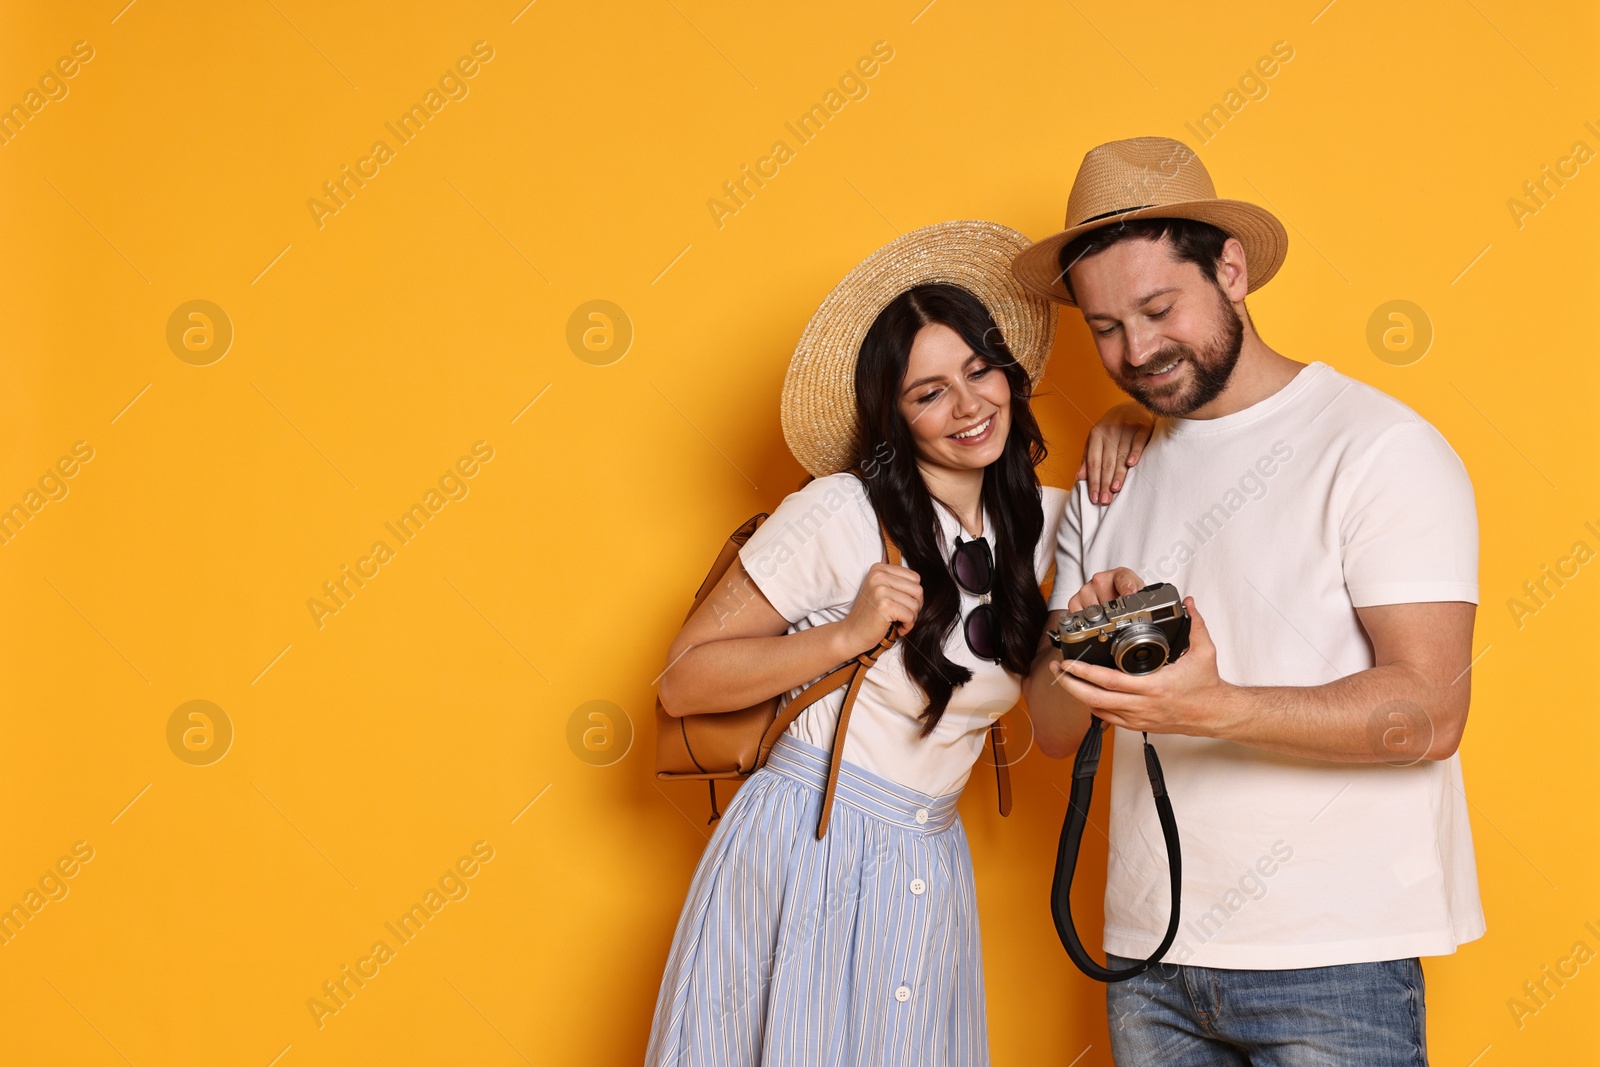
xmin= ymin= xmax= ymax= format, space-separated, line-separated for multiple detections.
xmin=754 ymin=639 xmax=885 ymax=766
xmin=813 ymin=513 xmax=902 ymax=839
xmin=757 ymin=473 xmax=1015 ymax=836
xmin=991 ymin=719 xmax=1013 ymax=816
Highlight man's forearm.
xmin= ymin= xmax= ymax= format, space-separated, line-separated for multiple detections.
xmin=1055 ymin=599 xmax=1475 ymax=763
xmin=1213 ymin=663 xmax=1468 ymax=763
xmin=1023 ymin=645 xmax=1095 ymax=758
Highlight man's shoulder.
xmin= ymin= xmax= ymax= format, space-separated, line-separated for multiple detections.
xmin=1305 ymin=362 xmax=1436 ymax=437
xmin=1041 ymin=478 xmax=1098 ymax=525
xmin=1039 ymin=481 xmax=1080 ymax=538
xmin=1300 ymin=365 xmax=1471 ymax=494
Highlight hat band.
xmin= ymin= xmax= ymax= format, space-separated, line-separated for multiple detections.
xmin=1073 ymin=203 xmax=1154 ymax=226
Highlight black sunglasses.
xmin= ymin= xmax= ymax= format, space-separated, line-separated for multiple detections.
xmin=952 ymin=534 xmax=1002 ymax=663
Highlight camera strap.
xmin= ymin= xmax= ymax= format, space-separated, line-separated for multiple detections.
xmin=1050 ymin=716 xmax=1182 ymax=982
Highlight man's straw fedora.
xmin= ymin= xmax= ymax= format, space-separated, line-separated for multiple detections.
xmin=782 ymin=219 xmax=1057 ymax=479
xmin=1012 ymin=136 xmax=1289 ymax=307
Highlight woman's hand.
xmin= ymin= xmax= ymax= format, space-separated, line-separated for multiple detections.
xmin=836 ymin=562 xmax=923 ymax=657
xmin=1076 ymin=401 xmax=1153 ymax=505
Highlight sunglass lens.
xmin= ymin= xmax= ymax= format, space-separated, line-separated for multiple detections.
xmin=966 ymin=604 xmax=1001 ymax=661
xmin=953 ymin=539 xmax=992 ymax=593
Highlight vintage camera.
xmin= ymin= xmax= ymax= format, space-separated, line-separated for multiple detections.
xmin=1048 ymin=582 xmax=1191 ymax=675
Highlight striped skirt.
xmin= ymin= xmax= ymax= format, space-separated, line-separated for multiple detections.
xmin=644 ymin=732 xmax=989 ymax=1067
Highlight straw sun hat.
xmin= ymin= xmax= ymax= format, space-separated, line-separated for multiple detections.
xmin=1011 ymin=135 xmax=1289 ymax=307
xmin=781 ymin=219 xmax=1058 ymax=480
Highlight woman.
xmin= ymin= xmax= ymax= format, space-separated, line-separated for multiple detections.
xmin=646 ymin=220 xmax=1144 ymax=1067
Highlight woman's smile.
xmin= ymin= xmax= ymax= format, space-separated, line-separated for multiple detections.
xmin=948 ymin=414 xmax=996 ymax=444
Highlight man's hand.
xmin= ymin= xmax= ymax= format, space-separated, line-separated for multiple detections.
xmin=1050 ymin=596 xmax=1238 ymax=736
xmin=1045 ymin=594 xmax=1477 ymax=762
xmin=1063 ymin=566 xmax=1147 ymax=612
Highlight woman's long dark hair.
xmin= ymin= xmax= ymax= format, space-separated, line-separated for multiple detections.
xmin=847 ymin=283 xmax=1050 ymax=737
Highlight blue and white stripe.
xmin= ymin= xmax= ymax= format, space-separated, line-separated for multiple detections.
xmin=645 ymin=732 xmax=989 ymax=1066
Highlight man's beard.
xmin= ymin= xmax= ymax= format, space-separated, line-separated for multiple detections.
xmin=1118 ymin=287 xmax=1245 ymax=417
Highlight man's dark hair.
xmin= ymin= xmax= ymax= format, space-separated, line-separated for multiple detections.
xmin=1057 ymin=217 xmax=1231 ymax=304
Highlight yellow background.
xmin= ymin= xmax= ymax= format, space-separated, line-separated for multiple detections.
xmin=1 ymin=1 xmax=1596 ymax=1063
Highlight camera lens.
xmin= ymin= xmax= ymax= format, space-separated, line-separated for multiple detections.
xmin=1111 ymin=624 xmax=1170 ymax=675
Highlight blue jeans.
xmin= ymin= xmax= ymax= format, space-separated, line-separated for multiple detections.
xmin=1104 ymin=953 xmax=1428 ymax=1066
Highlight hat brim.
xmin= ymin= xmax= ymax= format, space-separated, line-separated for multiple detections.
xmin=1011 ymin=200 xmax=1288 ymax=307
xmin=782 ymin=219 xmax=1059 ymax=480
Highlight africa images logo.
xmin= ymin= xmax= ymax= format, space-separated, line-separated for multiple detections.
xmin=306 ymin=42 xmax=496 ymax=230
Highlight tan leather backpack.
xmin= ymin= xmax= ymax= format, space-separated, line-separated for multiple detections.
xmin=654 ymin=482 xmax=1013 ymax=839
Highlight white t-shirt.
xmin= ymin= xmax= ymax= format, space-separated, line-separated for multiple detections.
xmin=739 ymin=471 xmax=1069 ymax=799
xmin=1049 ymin=360 xmax=1484 ymax=969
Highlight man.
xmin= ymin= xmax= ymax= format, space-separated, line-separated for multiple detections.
xmin=1015 ymin=136 xmax=1483 ymax=1065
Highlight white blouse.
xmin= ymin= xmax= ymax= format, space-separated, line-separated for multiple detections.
xmin=737 ymin=471 xmax=1068 ymax=798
